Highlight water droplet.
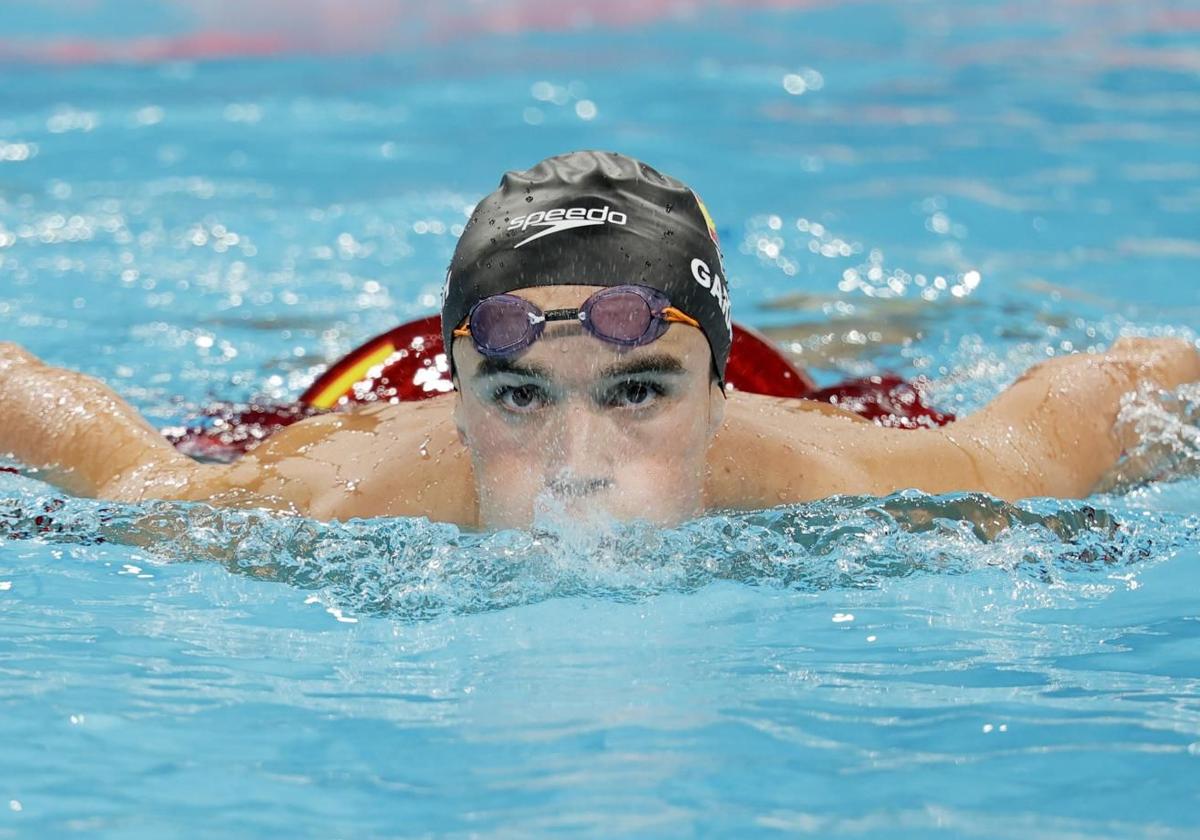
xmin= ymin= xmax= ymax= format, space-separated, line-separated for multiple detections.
xmin=525 ymin=195 xmax=533 ymax=203
xmin=665 ymin=203 xmax=673 ymax=213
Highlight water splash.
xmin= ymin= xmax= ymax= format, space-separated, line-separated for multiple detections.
xmin=2 ymin=481 xmax=1192 ymax=622
xmin=1098 ymin=381 xmax=1200 ymax=493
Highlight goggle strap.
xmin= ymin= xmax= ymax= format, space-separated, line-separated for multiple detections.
xmin=662 ymin=306 xmax=700 ymax=328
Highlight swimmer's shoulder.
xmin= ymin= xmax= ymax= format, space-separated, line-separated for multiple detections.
xmin=340 ymin=396 xmax=476 ymax=522
xmin=226 ymin=394 xmax=476 ymax=523
xmin=706 ymin=393 xmax=876 ymax=509
xmin=247 ymin=393 xmax=457 ymax=455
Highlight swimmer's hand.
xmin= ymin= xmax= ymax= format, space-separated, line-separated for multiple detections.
xmin=0 ymin=344 xmax=229 ymax=501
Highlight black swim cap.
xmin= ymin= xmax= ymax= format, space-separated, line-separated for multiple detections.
xmin=441 ymin=150 xmax=732 ymax=381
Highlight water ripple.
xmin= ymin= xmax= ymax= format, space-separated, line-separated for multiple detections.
xmin=2 ymin=485 xmax=1193 ymax=622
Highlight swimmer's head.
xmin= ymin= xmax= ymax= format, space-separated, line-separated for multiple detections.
xmin=443 ymin=151 xmax=732 ymax=528
xmin=442 ymin=150 xmax=732 ymax=383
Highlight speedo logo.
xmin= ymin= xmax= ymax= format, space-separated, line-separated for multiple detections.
xmin=508 ymin=205 xmax=628 ymax=249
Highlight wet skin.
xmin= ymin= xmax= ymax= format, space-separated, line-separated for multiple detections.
xmin=2 ymin=291 xmax=1200 ymax=528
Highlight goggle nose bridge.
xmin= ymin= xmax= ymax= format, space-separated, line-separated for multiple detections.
xmin=540 ymin=308 xmax=588 ymax=324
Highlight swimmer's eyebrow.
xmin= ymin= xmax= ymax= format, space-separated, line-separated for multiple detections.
xmin=598 ymin=354 xmax=687 ymax=379
xmin=473 ymin=354 xmax=687 ymax=380
xmin=474 ymin=357 xmax=553 ymax=380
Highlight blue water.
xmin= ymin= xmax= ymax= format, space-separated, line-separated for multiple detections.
xmin=3 ymin=1 xmax=1200 ymax=836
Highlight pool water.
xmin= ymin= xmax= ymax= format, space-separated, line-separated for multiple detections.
xmin=3 ymin=1 xmax=1200 ymax=836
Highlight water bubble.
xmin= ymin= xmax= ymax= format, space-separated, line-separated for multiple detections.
xmin=782 ymin=74 xmax=807 ymax=95
xmin=135 ymin=105 xmax=164 ymax=126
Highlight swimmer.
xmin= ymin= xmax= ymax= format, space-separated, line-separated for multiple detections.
xmin=2 ymin=150 xmax=1199 ymax=529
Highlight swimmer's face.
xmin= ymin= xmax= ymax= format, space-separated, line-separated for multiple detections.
xmin=452 ymin=285 xmax=725 ymax=530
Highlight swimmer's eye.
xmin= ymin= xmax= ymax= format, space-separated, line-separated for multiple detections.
xmin=493 ymin=383 xmax=550 ymax=413
xmin=602 ymin=379 xmax=667 ymax=409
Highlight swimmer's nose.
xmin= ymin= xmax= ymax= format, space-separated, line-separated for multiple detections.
xmin=547 ymin=401 xmax=613 ymax=480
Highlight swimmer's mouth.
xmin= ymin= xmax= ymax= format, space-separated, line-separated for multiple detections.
xmin=544 ymin=476 xmax=614 ymax=498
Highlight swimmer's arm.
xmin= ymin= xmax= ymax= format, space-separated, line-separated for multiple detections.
xmin=918 ymin=337 xmax=1200 ymax=499
xmin=0 ymin=343 xmax=471 ymax=521
xmin=0 ymin=342 xmax=228 ymax=501
xmin=712 ymin=338 xmax=1200 ymax=507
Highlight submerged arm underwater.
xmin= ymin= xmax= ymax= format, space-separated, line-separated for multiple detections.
xmin=2 ymin=337 xmax=1199 ymax=526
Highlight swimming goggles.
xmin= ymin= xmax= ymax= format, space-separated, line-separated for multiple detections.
xmin=453 ymin=284 xmax=700 ymax=358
